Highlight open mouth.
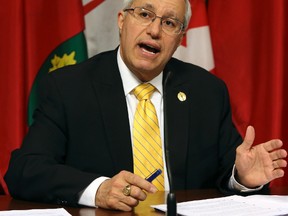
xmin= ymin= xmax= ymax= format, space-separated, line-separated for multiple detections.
xmin=139 ymin=43 xmax=160 ymax=54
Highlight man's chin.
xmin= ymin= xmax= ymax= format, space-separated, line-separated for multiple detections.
xmin=136 ymin=59 xmax=162 ymax=71
xmin=133 ymin=69 xmax=162 ymax=82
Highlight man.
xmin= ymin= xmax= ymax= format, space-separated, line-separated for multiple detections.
xmin=5 ymin=0 xmax=287 ymax=212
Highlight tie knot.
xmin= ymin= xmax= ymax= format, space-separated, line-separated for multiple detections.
xmin=133 ymin=83 xmax=155 ymax=101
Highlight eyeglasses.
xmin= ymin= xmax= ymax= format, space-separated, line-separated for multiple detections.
xmin=124 ymin=7 xmax=184 ymax=35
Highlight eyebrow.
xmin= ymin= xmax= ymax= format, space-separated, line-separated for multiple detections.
xmin=142 ymin=3 xmax=154 ymax=10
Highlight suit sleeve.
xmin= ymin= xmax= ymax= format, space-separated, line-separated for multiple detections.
xmin=5 ymin=73 xmax=99 ymax=206
xmin=215 ymin=82 xmax=269 ymax=194
xmin=215 ymin=82 xmax=243 ymax=192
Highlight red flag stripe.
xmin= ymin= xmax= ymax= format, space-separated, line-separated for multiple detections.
xmin=189 ymin=0 xmax=209 ymax=28
xmin=0 ymin=0 xmax=85 ymax=176
xmin=83 ymin=0 xmax=105 ymax=15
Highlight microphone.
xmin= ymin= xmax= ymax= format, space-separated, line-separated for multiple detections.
xmin=163 ymin=71 xmax=176 ymax=216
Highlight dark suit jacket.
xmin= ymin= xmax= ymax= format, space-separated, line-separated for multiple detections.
xmin=5 ymin=49 xmax=243 ymax=206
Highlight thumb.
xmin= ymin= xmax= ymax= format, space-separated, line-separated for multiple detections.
xmin=242 ymin=125 xmax=255 ymax=150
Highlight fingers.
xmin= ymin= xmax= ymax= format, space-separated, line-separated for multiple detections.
xmin=271 ymin=168 xmax=285 ymax=179
xmin=270 ymin=148 xmax=287 ymax=161
xmin=128 ymin=184 xmax=148 ymax=201
xmin=272 ymin=159 xmax=287 ymax=170
xmin=263 ymin=139 xmax=284 ymax=152
xmin=267 ymin=145 xmax=287 ymax=181
xmin=113 ymin=184 xmax=148 ymax=211
xmin=120 ymin=191 xmax=140 ymax=209
xmin=241 ymin=126 xmax=255 ymax=151
xmin=124 ymin=171 xmax=157 ymax=194
xmin=271 ymin=148 xmax=287 ymax=171
xmin=95 ymin=170 xmax=157 ymax=211
xmin=264 ymin=140 xmax=287 ymax=171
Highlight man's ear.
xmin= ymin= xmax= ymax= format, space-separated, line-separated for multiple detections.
xmin=177 ymin=31 xmax=186 ymax=47
xmin=118 ymin=11 xmax=125 ymax=32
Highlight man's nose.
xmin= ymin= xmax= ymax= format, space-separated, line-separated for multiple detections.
xmin=146 ymin=17 xmax=162 ymax=38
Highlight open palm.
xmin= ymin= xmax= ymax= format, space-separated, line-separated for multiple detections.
xmin=235 ymin=126 xmax=287 ymax=188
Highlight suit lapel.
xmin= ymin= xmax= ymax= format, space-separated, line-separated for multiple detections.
xmin=91 ymin=50 xmax=133 ymax=173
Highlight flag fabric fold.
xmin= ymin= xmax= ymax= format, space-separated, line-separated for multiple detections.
xmin=208 ymin=0 xmax=288 ymax=187
xmin=0 ymin=0 xmax=87 ymax=192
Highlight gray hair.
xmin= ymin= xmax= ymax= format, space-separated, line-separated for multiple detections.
xmin=122 ymin=0 xmax=192 ymax=30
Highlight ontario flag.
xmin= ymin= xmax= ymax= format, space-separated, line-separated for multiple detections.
xmin=0 ymin=0 xmax=87 ymax=194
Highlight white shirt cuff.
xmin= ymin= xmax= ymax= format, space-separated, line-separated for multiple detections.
xmin=78 ymin=177 xmax=110 ymax=207
xmin=229 ymin=165 xmax=263 ymax=192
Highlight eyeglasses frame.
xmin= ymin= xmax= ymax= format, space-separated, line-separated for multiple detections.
xmin=123 ymin=7 xmax=185 ymax=35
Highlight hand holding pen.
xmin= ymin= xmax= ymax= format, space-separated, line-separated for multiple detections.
xmin=122 ymin=169 xmax=162 ymax=197
xmin=96 ymin=170 xmax=161 ymax=211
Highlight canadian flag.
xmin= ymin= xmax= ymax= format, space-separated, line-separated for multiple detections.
xmin=82 ymin=0 xmax=214 ymax=72
xmin=174 ymin=0 xmax=214 ymax=71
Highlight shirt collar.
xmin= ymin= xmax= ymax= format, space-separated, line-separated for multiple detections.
xmin=117 ymin=48 xmax=163 ymax=96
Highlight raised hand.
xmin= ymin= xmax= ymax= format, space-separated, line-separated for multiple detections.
xmin=235 ymin=126 xmax=287 ymax=188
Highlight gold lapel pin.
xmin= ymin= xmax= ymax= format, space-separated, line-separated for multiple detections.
xmin=177 ymin=92 xmax=186 ymax=102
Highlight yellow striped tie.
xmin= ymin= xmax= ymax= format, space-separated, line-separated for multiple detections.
xmin=133 ymin=83 xmax=164 ymax=191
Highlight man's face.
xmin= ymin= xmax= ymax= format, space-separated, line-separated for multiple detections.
xmin=118 ymin=0 xmax=185 ymax=81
